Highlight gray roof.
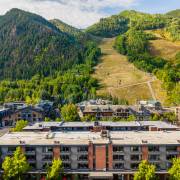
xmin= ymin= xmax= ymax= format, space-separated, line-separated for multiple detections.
xmin=0 ymin=131 xmax=180 ymax=146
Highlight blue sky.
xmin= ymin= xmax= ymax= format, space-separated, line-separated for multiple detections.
xmin=0 ymin=0 xmax=179 ymax=28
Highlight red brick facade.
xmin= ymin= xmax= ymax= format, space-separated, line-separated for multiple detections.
xmin=95 ymin=145 xmax=106 ymax=170
xmin=142 ymin=145 xmax=148 ymax=160
xmin=53 ymin=146 xmax=60 ymax=160
xmin=88 ymin=141 xmax=94 ymax=170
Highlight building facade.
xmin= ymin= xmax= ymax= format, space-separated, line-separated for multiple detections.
xmin=0 ymin=131 xmax=179 ymax=180
xmin=1 ymin=106 xmax=44 ymax=127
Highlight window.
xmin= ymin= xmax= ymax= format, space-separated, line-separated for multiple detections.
xmin=167 ymin=154 xmax=177 ymax=161
xmin=131 ymin=163 xmax=139 ymax=170
xmin=61 ymin=155 xmax=70 ymax=161
xmin=78 ymin=146 xmax=88 ymax=152
xmin=43 ymin=154 xmax=53 ymax=161
xmin=113 ymin=146 xmax=124 ymax=152
xmin=166 ymin=146 xmax=177 ymax=152
xmin=63 ymin=163 xmax=71 ymax=169
xmin=8 ymin=147 xmax=16 ymax=153
xmin=130 ymin=146 xmax=139 ymax=152
xmin=27 ymin=155 xmax=36 ymax=161
xmin=25 ymin=147 xmax=35 ymax=152
xmin=148 ymin=146 xmax=159 ymax=152
xmin=114 ymin=163 xmax=124 ymax=169
xmin=131 ymin=155 xmax=141 ymax=161
xmin=78 ymin=155 xmax=88 ymax=161
xmin=149 ymin=154 xmax=160 ymax=161
xmin=60 ymin=146 xmax=70 ymax=152
xmin=42 ymin=147 xmax=53 ymax=153
xmin=78 ymin=163 xmax=88 ymax=169
xmin=113 ymin=155 xmax=124 ymax=161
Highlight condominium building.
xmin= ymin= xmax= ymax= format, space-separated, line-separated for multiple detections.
xmin=0 ymin=130 xmax=179 ymax=180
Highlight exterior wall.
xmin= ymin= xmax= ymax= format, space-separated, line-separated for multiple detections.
xmin=95 ymin=145 xmax=106 ymax=170
xmin=88 ymin=142 xmax=94 ymax=170
xmin=142 ymin=145 xmax=148 ymax=160
xmin=2 ymin=108 xmax=44 ymax=127
xmin=53 ymin=146 xmax=60 ymax=159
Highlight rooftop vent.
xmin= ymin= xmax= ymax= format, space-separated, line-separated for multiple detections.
xmin=54 ymin=141 xmax=60 ymax=144
xmin=19 ymin=140 xmax=25 ymax=144
xmin=142 ymin=140 xmax=148 ymax=144
xmin=101 ymin=130 xmax=110 ymax=138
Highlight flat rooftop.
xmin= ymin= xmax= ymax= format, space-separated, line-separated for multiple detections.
xmin=0 ymin=131 xmax=180 ymax=146
xmin=23 ymin=121 xmax=179 ymax=130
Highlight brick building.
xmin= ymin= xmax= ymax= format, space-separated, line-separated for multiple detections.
xmin=0 ymin=130 xmax=179 ymax=180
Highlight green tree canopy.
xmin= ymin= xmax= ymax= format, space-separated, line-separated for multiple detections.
xmin=46 ymin=158 xmax=63 ymax=180
xmin=134 ymin=160 xmax=157 ymax=180
xmin=2 ymin=147 xmax=30 ymax=180
xmin=61 ymin=104 xmax=80 ymax=122
xmin=11 ymin=120 xmax=28 ymax=132
xmin=168 ymin=158 xmax=180 ymax=180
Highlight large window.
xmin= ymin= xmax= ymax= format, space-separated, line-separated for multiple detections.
xmin=25 ymin=147 xmax=35 ymax=152
xmin=78 ymin=155 xmax=88 ymax=161
xmin=60 ymin=146 xmax=70 ymax=153
xmin=113 ymin=146 xmax=124 ymax=152
xmin=149 ymin=154 xmax=160 ymax=161
xmin=113 ymin=155 xmax=124 ymax=161
xmin=166 ymin=146 xmax=177 ymax=152
xmin=130 ymin=146 xmax=140 ymax=152
xmin=131 ymin=155 xmax=141 ymax=161
xmin=78 ymin=163 xmax=88 ymax=169
xmin=148 ymin=146 xmax=159 ymax=152
xmin=78 ymin=146 xmax=88 ymax=152
xmin=42 ymin=147 xmax=53 ymax=153
xmin=114 ymin=163 xmax=124 ymax=169
xmin=61 ymin=155 xmax=70 ymax=161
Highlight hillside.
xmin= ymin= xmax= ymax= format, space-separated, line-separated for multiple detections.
xmin=50 ymin=19 xmax=82 ymax=37
xmin=0 ymin=8 xmax=83 ymax=80
xmin=92 ymin=38 xmax=168 ymax=104
xmin=147 ymin=30 xmax=180 ymax=61
xmin=166 ymin=9 xmax=180 ymax=18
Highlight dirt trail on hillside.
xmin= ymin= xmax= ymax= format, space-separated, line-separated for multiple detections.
xmin=93 ymin=38 xmax=168 ymax=105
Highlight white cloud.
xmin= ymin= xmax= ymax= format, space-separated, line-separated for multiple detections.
xmin=0 ymin=0 xmax=136 ymax=28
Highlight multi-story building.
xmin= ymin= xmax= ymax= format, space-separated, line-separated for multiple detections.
xmin=0 ymin=130 xmax=179 ymax=180
xmin=78 ymin=105 xmax=151 ymax=120
xmin=1 ymin=106 xmax=44 ymax=127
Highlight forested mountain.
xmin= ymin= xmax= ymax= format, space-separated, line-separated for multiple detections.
xmin=166 ymin=9 xmax=180 ymax=18
xmin=50 ymin=19 xmax=82 ymax=37
xmin=51 ymin=19 xmax=91 ymax=44
xmin=86 ymin=15 xmax=129 ymax=37
xmin=0 ymin=8 xmax=84 ymax=80
xmin=86 ymin=10 xmax=179 ymax=41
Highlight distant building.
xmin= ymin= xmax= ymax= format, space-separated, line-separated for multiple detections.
xmin=4 ymin=102 xmax=26 ymax=111
xmin=175 ymin=106 xmax=180 ymax=125
xmin=1 ymin=106 xmax=44 ymax=127
xmin=23 ymin=121 xmax=179 ymax=132
xmin=139 ymin=100 xmax=162 ymax=110
xmin=78 ymin=105 xmax=151 ymax=120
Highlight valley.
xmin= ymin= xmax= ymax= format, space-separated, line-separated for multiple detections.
xmin=93 ymin=38 xmax=168 ymax=105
